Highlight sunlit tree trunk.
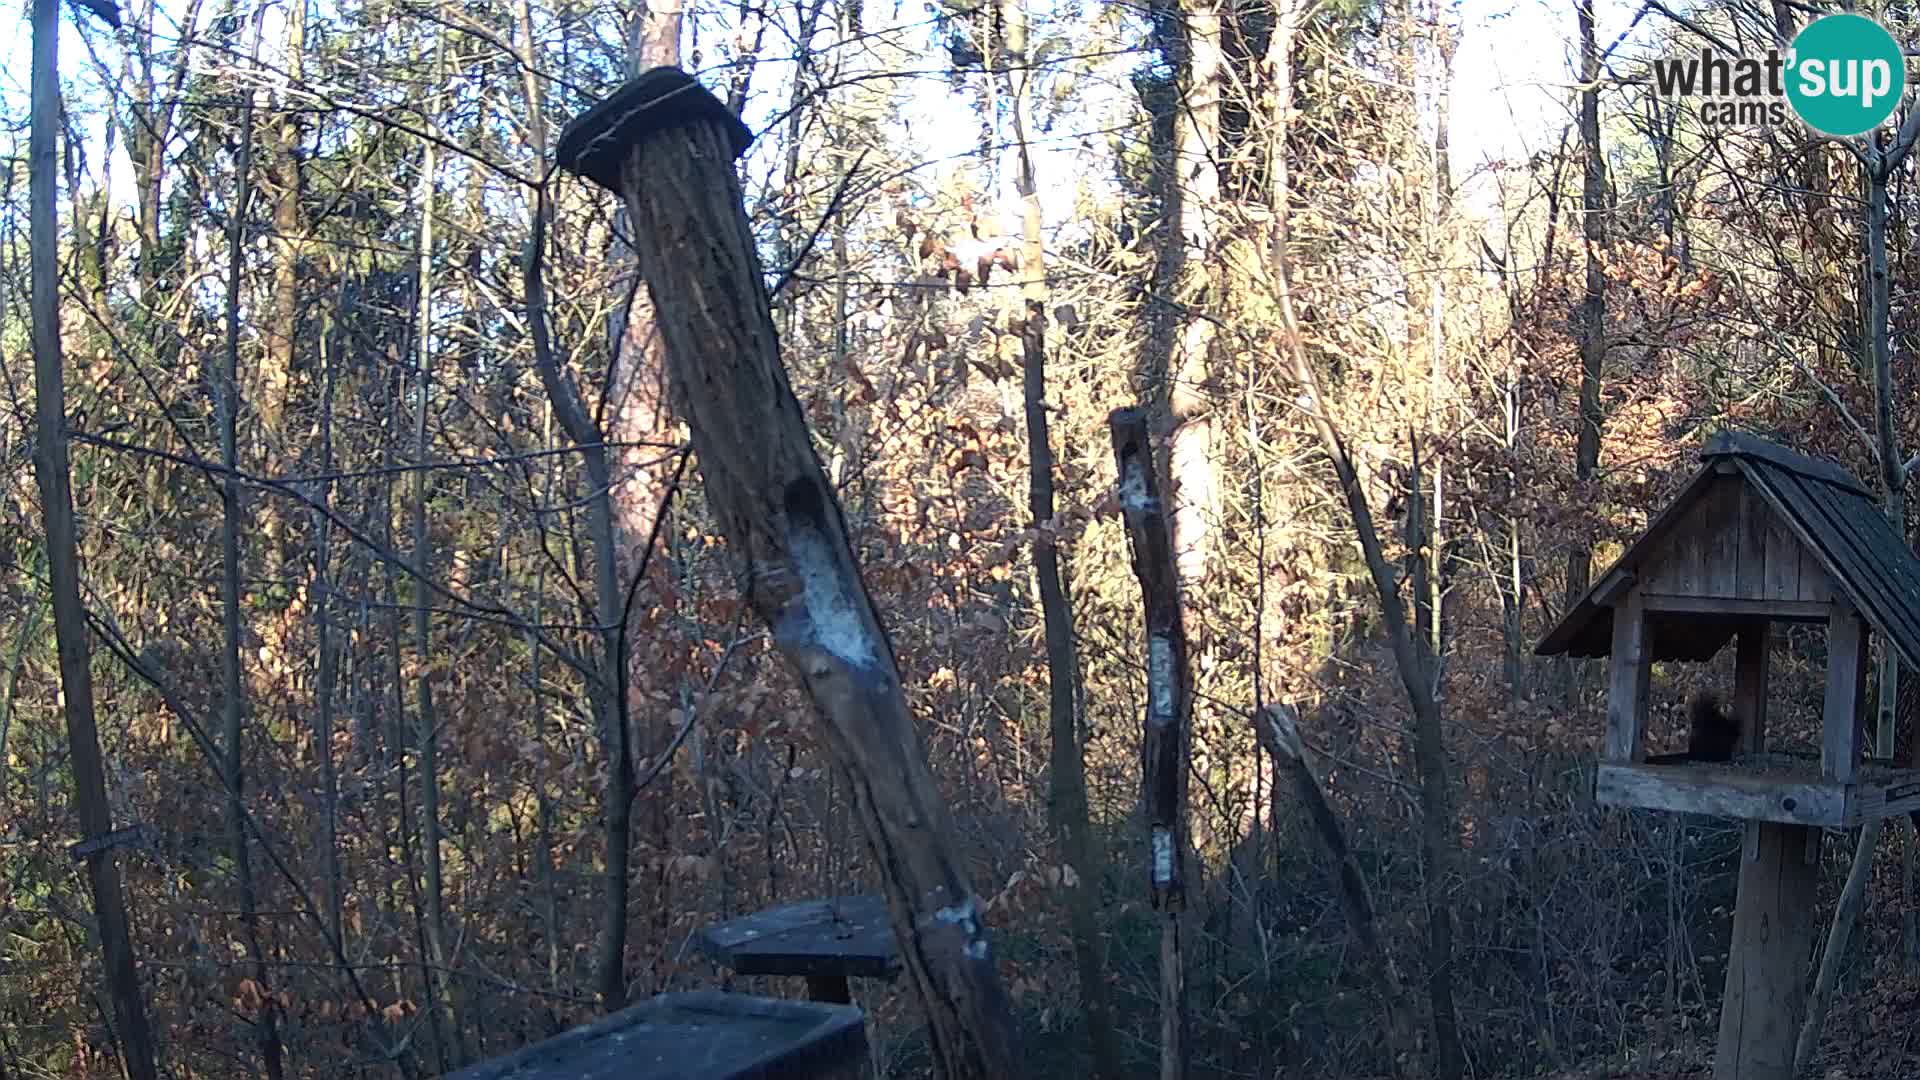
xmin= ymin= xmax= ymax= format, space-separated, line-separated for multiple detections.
xmin=606 ymin=0 xmax=684 ymax=996
xmin=1169 ymin=0 xmax=1222 ymax=613
xmin=262 ymin=0 xmax=306 ymax=439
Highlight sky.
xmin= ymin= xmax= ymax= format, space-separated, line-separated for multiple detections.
xmin=0 ymin=0 xmax=1622 ymax=262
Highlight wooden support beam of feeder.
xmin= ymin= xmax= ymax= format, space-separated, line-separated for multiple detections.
xmin=554 ymin=68 xmax=1019 ymax=1080
xmin=1715 ymin=822 xmax=1819 ymax=1080
xmin=1822 ymin=599 xmax=1868 ymax=784
xmin=1108 ymin=407 xmax=1190 ymax=1080
xmin=1605 ymin=590 xmax=1651 ymax=763
xmin=1733 ymin=620 xmax=1769 ymax=755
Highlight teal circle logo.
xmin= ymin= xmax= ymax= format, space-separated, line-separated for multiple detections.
xmin=1787 ymin=14 xmax=1906 ymax=137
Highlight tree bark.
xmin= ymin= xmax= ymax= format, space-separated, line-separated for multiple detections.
xmin=1110 ymin=410 xmax=1191 ymax=1080
xmin=607 ymin=0 xmax=683 ymax=996
xmin=409 ymin=113 xmax=463 ymax=1063
xmin=516 ymin=0 xmax=565 ymax=1006
xmin=262 ymin=0 xmax=306 ymax=438
xmin=1566 ymin=0 xmax=1607 ymax=620
xmin=1168 ymin=0 xmax=1222 ymax=611
xmin=556 ymin=74 xmax=1023 ymax=1078
xmin=28 ymin=0 xmax=160 ymax=1073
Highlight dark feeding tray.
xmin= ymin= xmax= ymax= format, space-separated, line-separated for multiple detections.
xmin=446 ymin=991 xmax=866 ymax=1080
xmin=698 ymin=895 xmax=902 ymax=1003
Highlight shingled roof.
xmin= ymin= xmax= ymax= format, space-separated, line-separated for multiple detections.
xmin=1536 ymin=431 xmax=1920 ymax=669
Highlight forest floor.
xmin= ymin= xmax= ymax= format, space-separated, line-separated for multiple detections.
xmin=1544 ymin=972 xmax=1920 ymax=1079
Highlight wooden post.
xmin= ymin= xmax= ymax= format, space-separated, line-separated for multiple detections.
xmin=555 ymin=69 xmax=1020 ymax=1080
xmin=1108 ymin=408 xmax=1189 ymax=1080
xmin=1823 ymin=601 xmax=1867 ymax=783
xmin=1733 ymin=619 xmax=1769 ymax=755
xmin=806 ymin=976 xmax=852 ymax=1005
xmin=1714 ymin=821 xmax=1819 ymax=1080
xmin=1605 ymin=591 xmax=1650 ymax=762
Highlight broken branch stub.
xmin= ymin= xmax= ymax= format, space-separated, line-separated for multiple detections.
xmin=1108 ymin=408 xmax=1190 ymax=910
xmin=554 ymin=67 xmax=1021 ymax=1080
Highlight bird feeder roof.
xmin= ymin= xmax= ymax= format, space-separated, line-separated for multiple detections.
xmin=1535 ymin=431 xmax=1920 ymax=669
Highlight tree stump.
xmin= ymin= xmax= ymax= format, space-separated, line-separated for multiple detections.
xmin=555 ymin=68 xmax=1020 ymax=1080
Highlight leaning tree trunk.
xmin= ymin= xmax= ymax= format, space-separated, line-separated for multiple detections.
xmin=28 ymin=0 xmax=161 ymax=1074
xmin=1261 ymin=6 xmax=1460 ymax=1072
xmin=1257 ymin=705 xmax=1420 ymax=1073
xmin=555 ymin=69 xmax=1021 ymax=1080
xmin=1109 ymin=410 xmax=1191 ymax=1080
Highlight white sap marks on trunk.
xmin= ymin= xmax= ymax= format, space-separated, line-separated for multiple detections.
xmin=1151 ymin=825 xmax=1173 ymax=888
xmin=931 ymin=895 xmax=991 ymax=959
xmin=1264 ymin=703 xmax=1303 ymax=763
xmin=1149 ymin=634 xmax=1176 ymax=724
xmin=1118 ymin=453 xmax=1154 ymax=514
xmin=784 ymin=511 xmax=881 ymax=671
xmin=933 ymin=896 xmax=978 ymax=931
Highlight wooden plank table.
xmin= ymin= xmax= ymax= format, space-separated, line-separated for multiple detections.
xmin=697 ymin=895 xmax=902 ymax=1003
xmin=445 ymin=991 xmax=866 ymax=1080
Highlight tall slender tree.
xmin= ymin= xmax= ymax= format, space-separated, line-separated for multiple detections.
xmin=27 ymin=0 xmax=160 ymax=1073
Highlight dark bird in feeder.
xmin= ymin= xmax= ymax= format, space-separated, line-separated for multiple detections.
xmin=1686 ymin=691 xmax=1740 ymax=761
xmin=1645 ymin=691 xmax=1742 ymax=765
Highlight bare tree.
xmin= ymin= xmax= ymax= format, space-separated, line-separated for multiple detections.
xmin=1006 ymin=0 xmax=1120 ymax=1074
xmin=26 ymin=0 xmax=160 ymax=1074
xmin=217 ymin=54 xmax=287 ymax=1080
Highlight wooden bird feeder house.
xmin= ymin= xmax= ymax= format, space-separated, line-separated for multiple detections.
xmin=1537 ymin=430 xmax=1920 ymax=1080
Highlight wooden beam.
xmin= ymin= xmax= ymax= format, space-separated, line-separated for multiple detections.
xmin=1638 ymin=595 xmax=1832 ymax=620
xmin=1592 ymin=568 xmax=1635 ymax=607
xmin=1595 ymin=763 xmax=1846 ymax=827
xmin=1853 ymin=774 xmax=1920 ymax=825
xmin=1606 ymin=591 xmax=1651 ymax=762
xmin=1714 ymin=822 xmax=1820 ymax=1080
xmin=1823 ymin=601 xmax=1867 ymax=783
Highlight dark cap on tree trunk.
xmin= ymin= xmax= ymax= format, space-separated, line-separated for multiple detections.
xmin=555 ymin=67 xmax=753 ymax=191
